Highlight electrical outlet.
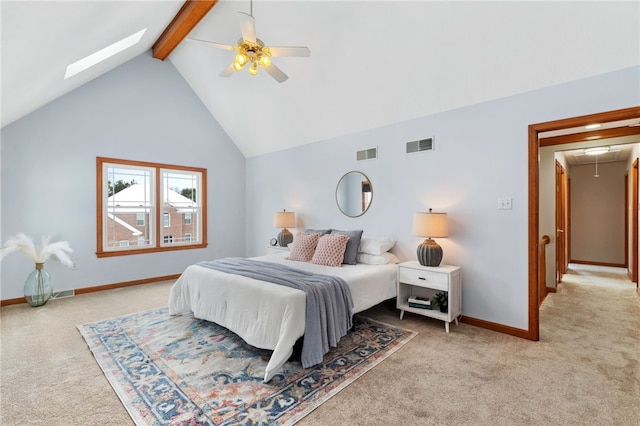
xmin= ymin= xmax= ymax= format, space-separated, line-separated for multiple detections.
xmin=498 ymin=197 xmax=512 ymax=210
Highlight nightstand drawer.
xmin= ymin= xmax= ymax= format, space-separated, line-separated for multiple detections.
xmin=399 ymin=268 xmax=448 ymax=291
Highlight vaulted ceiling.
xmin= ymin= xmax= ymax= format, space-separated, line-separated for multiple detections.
xmin=2 ymin=1 xmax=639 ymax=158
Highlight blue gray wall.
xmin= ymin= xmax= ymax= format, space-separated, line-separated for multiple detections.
xmin=246 ymin=66 xmax=640 ymax=330
xmin=1 ymin=52 xmax=246 ymax=299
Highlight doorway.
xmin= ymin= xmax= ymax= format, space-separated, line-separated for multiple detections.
xmin=527 ymin=106 xmax=640 ymax=341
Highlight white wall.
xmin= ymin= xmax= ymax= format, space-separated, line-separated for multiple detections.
xmin=246 ymin=66 xmax=640 ymax=331
xmin=0 ymin=52 xmax=246 ymax=300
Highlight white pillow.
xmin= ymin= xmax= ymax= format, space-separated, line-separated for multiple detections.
xmin=357 ymin=252 xmax=400 ymax=265
xmin=358 ymin=236 xmax=396 ymax=255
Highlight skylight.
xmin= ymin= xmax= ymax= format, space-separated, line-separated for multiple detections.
xmin=64 ymin=28 xmax=147 ymax=79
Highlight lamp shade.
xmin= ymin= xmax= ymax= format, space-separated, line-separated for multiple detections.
xmin=273 ymin=210 xmax=295 ymax=228
xmin=412 ymin=210 xmax=448 ymax=238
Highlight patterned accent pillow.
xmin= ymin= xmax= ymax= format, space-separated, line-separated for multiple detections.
xmin=286 ymin=233 xmax=321 ymax=262
xmin=311 ymin=234 xmax=350 ymax=267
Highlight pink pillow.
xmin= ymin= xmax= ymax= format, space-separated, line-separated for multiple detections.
xmin=311 ymin=234 xmax=350 ymax=267
xmin=286 ymin=233 xmax=321 ymax=262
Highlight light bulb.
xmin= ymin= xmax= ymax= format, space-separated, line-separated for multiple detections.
xmin=233 ymin=61 xmax=244 ymax=71
xmin=260 ymin=55 xmax=271 ymax=67
xmin=249 ymin=61 xmax=259 ymax=75
xmin=235 ymin=52 xmax=247 ymax=66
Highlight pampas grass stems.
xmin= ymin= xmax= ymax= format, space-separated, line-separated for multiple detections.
xmin=0 ymin=233 xmax=74 ymax=267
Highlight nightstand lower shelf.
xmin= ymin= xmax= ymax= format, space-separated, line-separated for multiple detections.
xmin=398 ymin=303 xmax=460 ymax=332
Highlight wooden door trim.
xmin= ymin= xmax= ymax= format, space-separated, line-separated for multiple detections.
xmin=555 ymin=161 xmax=567 ymax=285
xmin=567 ymin=178 xmax=572 ymax=263
xmin=528 ymin=105 xmax=640 ymax=342
xmin=633 ymin=159 xmax=638 ymax=284
xmin=625 ymin=171 xmax=629 ymax=269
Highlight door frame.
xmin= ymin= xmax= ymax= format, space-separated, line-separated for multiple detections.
xmin=527 ymin=106 xmax=640 ymax=341
xmin=632 ymin=160 xmax=638 ymax=284
xmin=555 ymin=160 xmax=567 ymax=285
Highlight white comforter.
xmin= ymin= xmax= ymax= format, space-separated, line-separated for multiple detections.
xmin=168 ymin=252 xmax=398 ymax=381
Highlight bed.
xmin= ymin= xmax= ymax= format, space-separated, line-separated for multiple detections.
xmin=168 ymin=251 xmax=398 ymax=382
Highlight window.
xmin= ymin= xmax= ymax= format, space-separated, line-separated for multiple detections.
xmin=97 ymin=157 xmax=207 ymax=257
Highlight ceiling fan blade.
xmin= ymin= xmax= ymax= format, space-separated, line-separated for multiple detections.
xmin=219 ymin=63 xmax=236 ymax=77
xmin=268 ymin=46 xmax=310 ymax=57
xmin=186 ymin=38 xmax=235 ymax=50
xmin=262 ymin=63 xmax=288 ymax=83
xmin=238 ymin=12 xmax=256 ymax=43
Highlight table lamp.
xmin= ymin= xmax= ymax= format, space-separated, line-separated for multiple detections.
xmin=273 ymin=209 xmax=295 ymax=247
xmin=412 ymin=208 xmax=448 ymax=266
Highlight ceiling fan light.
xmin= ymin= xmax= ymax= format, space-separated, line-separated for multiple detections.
xmin=233 ymin=61 xmax=245 ymax=71
xmin=260 ymin=54 xmax=271 ymax=67
xmin=249 ymin=61 xmax=259 ymax=75
xmin=584 ymin=146 xmax=609 ymax=156
xmin=235 ymin=52 xmax=247 ymax=66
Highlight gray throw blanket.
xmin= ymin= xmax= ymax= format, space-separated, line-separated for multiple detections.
xmin=196 ymin=258 xmax=354 ymax=368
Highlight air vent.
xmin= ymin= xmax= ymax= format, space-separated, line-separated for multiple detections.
xmin=357 ymin=147 xmax=378 ymax=161
xmin=406 ymin=137 xmax=434 ymax=154
xmin=51 ymin=289 xmax=75 ymax=299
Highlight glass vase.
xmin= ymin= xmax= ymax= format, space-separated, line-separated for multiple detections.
xmin=24 ymin=263 xmax=53 ymax=307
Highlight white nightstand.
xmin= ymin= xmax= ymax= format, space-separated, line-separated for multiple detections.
xmin=397 ymin=261 xmax=462 ymax=333
xmin=267 ymin=246 xmax=289 ymax=255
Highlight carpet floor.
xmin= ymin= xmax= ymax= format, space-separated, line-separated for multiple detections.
xmin=77 ymin=308 xmax=416 ymax=425
xmin=1 ymin=263 xmax=639 ymax=425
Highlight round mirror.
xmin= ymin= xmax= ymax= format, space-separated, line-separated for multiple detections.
xmin=336 ymin=171 xmax=373 ymax=217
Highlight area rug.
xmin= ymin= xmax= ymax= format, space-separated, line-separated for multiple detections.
xmin=78 ymin=307 xmax=416 ymax=425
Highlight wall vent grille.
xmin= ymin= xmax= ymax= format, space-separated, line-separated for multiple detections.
xmin=357 ymin=147 xmax=378 ymax=161
xmin=406 ymin=138 xmax=434 ymax=154
xmin=52 ymin=289 xmax=75 ymax=299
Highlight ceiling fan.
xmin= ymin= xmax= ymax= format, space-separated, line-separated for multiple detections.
xmin=187 ymin=0 xmax=310 ymax=83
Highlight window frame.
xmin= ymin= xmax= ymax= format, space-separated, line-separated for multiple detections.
xmin=96 ymin=157 xmax=207 ymax=257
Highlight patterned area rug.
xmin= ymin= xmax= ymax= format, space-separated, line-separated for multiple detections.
xmin=78 ymin=307 xmax=416 ymax=425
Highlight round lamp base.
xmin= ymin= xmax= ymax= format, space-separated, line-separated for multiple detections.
xmin=277 ymin=229 xmax=293 ymax=247
xmin=417 ymin=238 xmax=443 ymax=267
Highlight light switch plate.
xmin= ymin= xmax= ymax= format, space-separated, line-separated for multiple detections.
xmin=498 ymin=198 xmax=512 ymax=210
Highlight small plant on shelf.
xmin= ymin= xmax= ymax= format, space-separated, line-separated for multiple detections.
xmin=433 ymin=291 xmax=448 ymax=313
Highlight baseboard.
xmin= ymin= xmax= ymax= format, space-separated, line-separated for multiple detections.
xmin=460 ymin=315 xmax=533 ymax=340
xmin=0 ymin=274 xmax=180 ymax=306
xmin=546 ymin=286 xmax=557 ymax=293
xmin=4 ymin=275 xmax=535 ymax=343
xmin=569 ymin=259 xmax=626 ymax=268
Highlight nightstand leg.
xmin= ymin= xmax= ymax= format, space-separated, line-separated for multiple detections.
xmin=400 ymin=310 xmax=405 ymax=320
xmin=445 ymin=321 xmax=450 ymax=333
xmin=454 ymin=317 xmax=459 ymax=326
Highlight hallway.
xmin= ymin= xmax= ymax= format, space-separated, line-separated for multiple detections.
xmin=538 ymin=262 xmax=639 ymax=422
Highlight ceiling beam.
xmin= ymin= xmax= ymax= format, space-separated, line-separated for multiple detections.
xmin=152 ymin=0 xmax=218 ymax=61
